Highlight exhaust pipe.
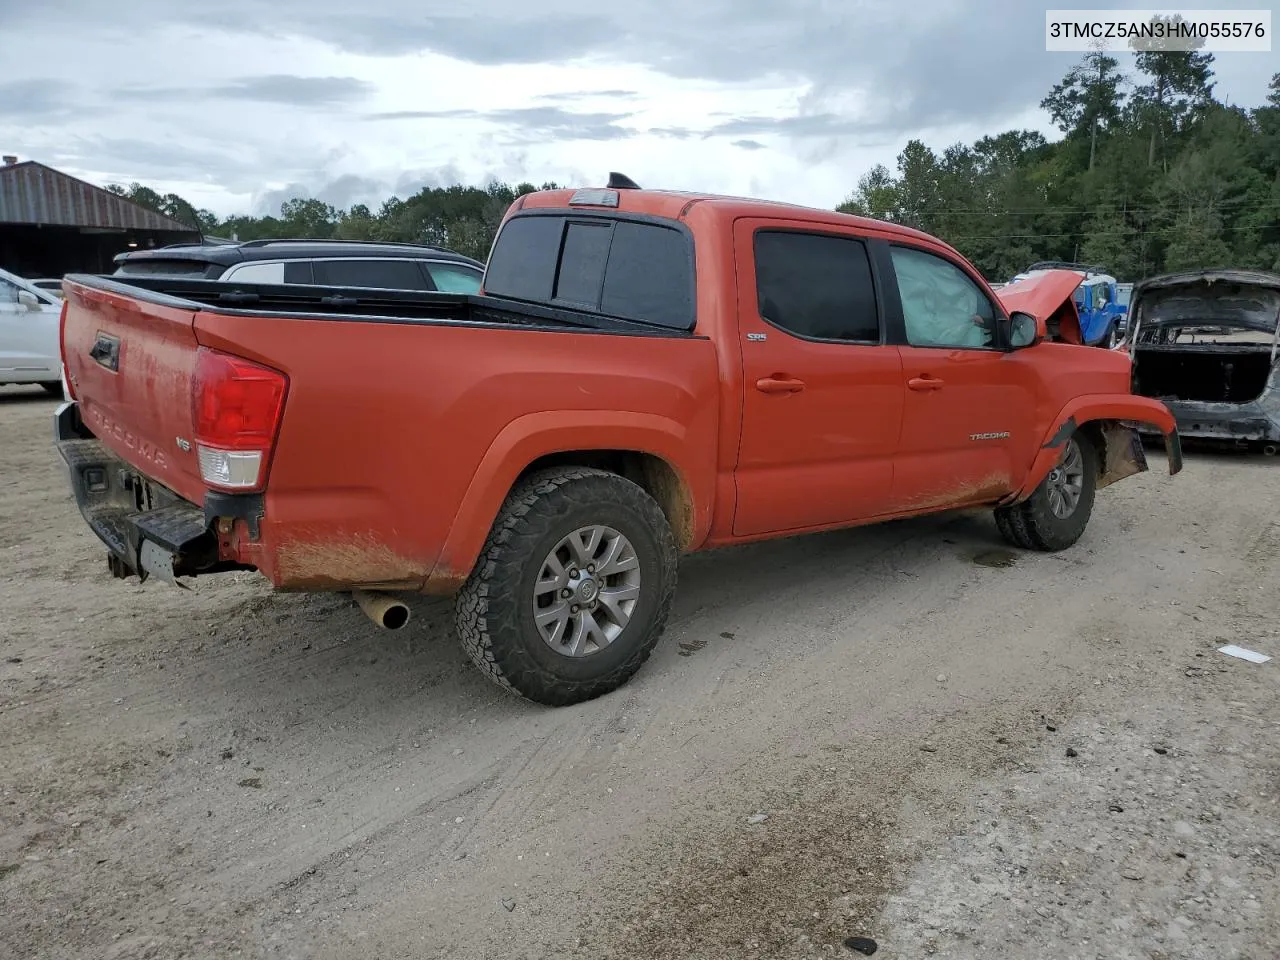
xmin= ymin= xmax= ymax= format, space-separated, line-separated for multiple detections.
xmin=352 ymin=590 xmax=411 ymax=630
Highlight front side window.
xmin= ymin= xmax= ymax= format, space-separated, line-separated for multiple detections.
xmin=890 ymin=245 xmax=998 ymax=349
xmin=753 ymin=230 xmax=880 ymax=342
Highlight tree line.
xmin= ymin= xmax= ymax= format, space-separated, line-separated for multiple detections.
xmin=839 ymin=55 xmax=1280 ymax=281
xmin=110 ymin=57 xmax=1280 ymax=282
xmin=104 ymin=180 xmax=560 ymax=264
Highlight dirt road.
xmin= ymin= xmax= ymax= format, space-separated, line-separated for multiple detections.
xmin=2 ymin=384 xmax=1277 ymax=960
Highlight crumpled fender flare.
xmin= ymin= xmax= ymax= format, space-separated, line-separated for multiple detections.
xmin=1011 ymin=394 xmax=1183 ymax=501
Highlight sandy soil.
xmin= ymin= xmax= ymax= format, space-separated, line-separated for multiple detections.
xmin=2 ymin=382 xmax=1277 ymax=960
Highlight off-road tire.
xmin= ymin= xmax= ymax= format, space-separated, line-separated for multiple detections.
xmin=39 ymin=381 xmax=63 ymax=397
xmin=454 ymin=467 xmax=678 ymax=706
xmin=995 ymin=432 xmax=1099 ymax=552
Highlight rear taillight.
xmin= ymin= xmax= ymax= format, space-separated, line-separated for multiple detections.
xmin=58 ymin=300 xmax=75 ymax=399
xmin=191 ymin=348 xmax=288 ymax=491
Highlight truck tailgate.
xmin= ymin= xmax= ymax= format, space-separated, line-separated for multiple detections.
xmin=61 ymin=279 xmax=206 ymax=504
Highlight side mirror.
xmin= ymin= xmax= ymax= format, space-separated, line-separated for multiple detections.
xmin=1008 ymin=311 xmax=1044 ymax=349
xmin=17 ymin=289 xmax=40 ymax=311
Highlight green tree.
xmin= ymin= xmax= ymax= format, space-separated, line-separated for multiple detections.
xmin=1041 ymin=48 xmax=1127 ymax=170
xmin=836 ymin=163 xmax=899 ymax=219
xmin=278 ymin=198 xmax=338 ymax=238
xmin=1129 ymin=15 xmax=1216 ymax=168
xmin=893 ymin=140 xmax=942 ymax=231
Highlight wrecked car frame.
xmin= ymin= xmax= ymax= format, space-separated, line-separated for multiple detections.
xmin=1123 ymin=269 xmax=1280 ymax=454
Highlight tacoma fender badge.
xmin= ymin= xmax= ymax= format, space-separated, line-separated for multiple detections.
xmin=175 ymin=436 xmax=192 ymax=452
xmin=970 ymin=432 xmax=1010 ymax=441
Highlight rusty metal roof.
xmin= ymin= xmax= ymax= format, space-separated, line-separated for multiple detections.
xmin=0 ymin=161 xmax=196 ymax=233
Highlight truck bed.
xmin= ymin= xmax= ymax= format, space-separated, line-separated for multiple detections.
xmin=57 ymin=273 xmax=720 ymax=593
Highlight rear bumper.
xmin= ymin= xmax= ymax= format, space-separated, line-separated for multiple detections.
xmin=1135 ymin=398 xmax=1280 ymax=445
xmin=53 ymin=402 xmax=241 ymax=583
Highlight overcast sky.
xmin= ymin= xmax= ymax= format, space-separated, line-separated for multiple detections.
xmin=0 ymin=1 xmax=1274 ymax=218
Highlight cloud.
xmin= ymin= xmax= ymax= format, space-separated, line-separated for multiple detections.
xmin=367 ymin=106 xmax=638 ymax=142
xmin=2 ymin=0 xmax=1274 ymax=223
xmin=534 ymin=90 xmax=640 ymax=103
xmin=0 ymin=79 xmax=86 ymax=121
xmin=211 ymin=74 xmax=373 ymax=105
xmin=116 ymin=74 xmax=373 ymax=106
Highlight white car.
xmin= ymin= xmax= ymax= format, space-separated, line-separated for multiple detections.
xmin=0 ymin=267 xmax=65 ymax=396
xmin=30 ymin=278 xmax=66 ymax=298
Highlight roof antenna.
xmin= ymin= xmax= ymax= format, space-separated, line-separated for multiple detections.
xmin=607 ymin=172 xmax=641 ymax=190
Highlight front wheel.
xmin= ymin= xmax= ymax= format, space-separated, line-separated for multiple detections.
xmin=454 ymin=467 xmax=678 ymax=706
xmin=995 ymin=432 xmax=1098 ymax=551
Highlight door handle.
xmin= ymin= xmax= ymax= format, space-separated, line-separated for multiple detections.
xmin=756 ymin=376 xmax=806 ymax=395
xmin=907 ymin=375 xmax=944 ymax=391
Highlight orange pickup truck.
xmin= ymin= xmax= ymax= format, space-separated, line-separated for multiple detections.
xmin=54 ymin=177 xmax=1182 ymax=705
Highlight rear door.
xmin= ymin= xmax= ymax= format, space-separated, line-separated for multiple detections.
xmin=61 ymin=281 xmax=207 ymax=502
xmin=732 ymin=219 xmax=904 ymax=537
xmin=880 ymin=242 xmax=1035 ymax=512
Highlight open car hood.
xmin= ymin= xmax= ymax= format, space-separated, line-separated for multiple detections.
xmin=996 ymin=269 xmax=1083 ymax=321
xmin=996 ymin=269 xmax=1085 ymax=343
xmin=1128 ymin=269 xmax=1280 ymax=337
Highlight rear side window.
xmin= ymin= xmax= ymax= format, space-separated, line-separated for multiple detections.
xmin=223 ymin=262 xmax=285 ymax=284
xmin=484 ymin=214 xmax=695 ymax=330
xmin=427 ymin=262 xmax=482 ymax=293
xmin=754 ymin=231 xmax=880 ymax=342
xmin=312 ymin=259 xmax=430 ymax=290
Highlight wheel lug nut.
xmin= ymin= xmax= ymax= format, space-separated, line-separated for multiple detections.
xmin=571 ymin=605 xmax=580 ymax=614
xmin=569 ymin=568 xmax=579 ymax=578
xmin=561 ymin=589 xmax=571 ymax=599
xmin=587 ymin=564 xmax=595 ymax=573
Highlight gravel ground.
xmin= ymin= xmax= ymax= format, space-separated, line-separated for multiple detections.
xmin=1 ymin=382 xmax=1277 ymax=960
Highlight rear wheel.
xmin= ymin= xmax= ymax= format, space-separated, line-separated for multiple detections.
xmin=995 ymin=432 xmax=1098 ymax=551
xmin=454 ymin=467 xmax=678 ymax=706
xmin=39 ymin=381 xmax=63 ymax=397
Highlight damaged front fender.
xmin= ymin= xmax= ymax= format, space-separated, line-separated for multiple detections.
xmin=1011 ymin=396 xmax=1183 ymax=503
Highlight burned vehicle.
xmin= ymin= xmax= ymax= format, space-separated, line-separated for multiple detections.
xmin=1125 ymin=270 xmax=1280 ymax=455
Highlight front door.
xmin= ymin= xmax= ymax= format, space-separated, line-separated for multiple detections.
xmin=732 ymin=220 xmax=904 ymax=537
xmin=881 ymin=242 xmax=1034 ymax=512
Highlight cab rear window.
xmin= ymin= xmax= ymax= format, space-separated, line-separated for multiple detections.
xmin=484 ymin=213 xmax=695 ymax=330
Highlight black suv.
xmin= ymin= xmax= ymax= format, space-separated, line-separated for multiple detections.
xmin=111 ymin=238 xmax=486 ymax=294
